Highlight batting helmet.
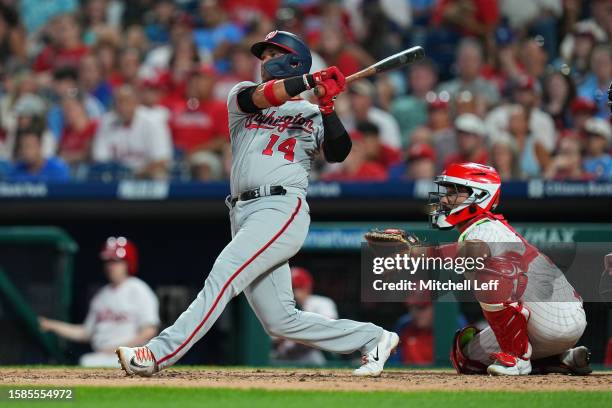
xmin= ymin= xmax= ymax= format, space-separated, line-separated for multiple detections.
xmin=251 ymin=30 xmax=312 ymax=79
xmin=291 ymin=266 xmax=313 ymax=290
xmin=100 ymin=236 xmax=139 ymax=275
xmin=428 ymin=162 xmax=501 ymax=230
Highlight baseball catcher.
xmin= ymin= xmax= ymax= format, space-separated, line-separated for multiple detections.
xmin=366 ymin=162 xmax=591 ymax=375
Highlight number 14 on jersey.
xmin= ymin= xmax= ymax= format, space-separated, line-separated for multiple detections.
xmin=262 ymin=134 xmax=296 ymax=162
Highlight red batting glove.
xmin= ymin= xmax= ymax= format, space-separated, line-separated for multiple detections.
xmin=317 ymin=78 xmax=344 ymax=114
xmin=312 ymin=66 xmax=346 ymax=89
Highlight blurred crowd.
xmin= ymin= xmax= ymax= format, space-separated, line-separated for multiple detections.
xmin=0 ymin=0 xmax=610 ymax=183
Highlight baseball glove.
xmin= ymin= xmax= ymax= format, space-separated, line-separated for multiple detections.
xmin=364 ymin=228 xmax=421 ymax=255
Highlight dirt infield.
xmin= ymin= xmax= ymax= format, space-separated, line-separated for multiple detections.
xmin=1 ymin=368 xmax=611 ymax=392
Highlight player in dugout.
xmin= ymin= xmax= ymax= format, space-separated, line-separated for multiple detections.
xmin=39 ymin=237 xmax=159 ymax=367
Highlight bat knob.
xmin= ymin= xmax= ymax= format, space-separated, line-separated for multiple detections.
xmin=314 ymin=85 xmax=326 ymax=97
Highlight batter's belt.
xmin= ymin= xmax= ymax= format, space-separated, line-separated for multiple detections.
xmin=230 ymin=185 xmax=287 ymax=206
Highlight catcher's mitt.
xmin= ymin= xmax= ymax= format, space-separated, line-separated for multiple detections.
xmin=364 ymin=229 xmax=421 ymax=256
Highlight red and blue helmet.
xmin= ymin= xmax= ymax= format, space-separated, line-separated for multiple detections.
xmin=251 ymin=30 xmax=312 ymax=79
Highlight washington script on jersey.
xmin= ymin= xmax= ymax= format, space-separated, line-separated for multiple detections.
xmin=244 ymin=110 xmax=315 ymax=134
xmin=372 ymin=279 xmax=500 ymax=292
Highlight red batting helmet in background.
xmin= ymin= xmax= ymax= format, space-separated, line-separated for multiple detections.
xmin=291 ymin=266 xmax=313 ymax=290
xmin=100 ymin=236 xmax=139 ymax=275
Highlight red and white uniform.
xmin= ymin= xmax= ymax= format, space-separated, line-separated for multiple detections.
xmin=460 ymin=215 xmax=587 ymax=363
xmin=80 ymin=277 xmax=159 ymax=367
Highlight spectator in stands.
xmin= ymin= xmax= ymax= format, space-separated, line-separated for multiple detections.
xmin=140 ymin=18 xmax=202 ymax=81
xmin=0 ymin=3 xmax=26 ymax=67
xmin=81 ymin=0 xmax=116 ymax=46
xmin=214 ymin=44 xmax=257 ymax=100
xmin=160 ymin=38 xmax=202 ymax=104
xmin=444 ymin=113 xmax=488 ymax=168
xmin=346 ymin=80 xmax=402 ymax=150
xmin=316 ymin=26 xmax=362 ymax=77
xmin=39 ymin=236 xmax=159 ymax=367
xmin=58 ymin=92 xmax=98 ymax=168
xmin=47 ymin=66 xmax=104 ymax=139
xmin=8 ymin=124 xmax=70 ymax=182
xmin=167 ymin=65 xmax=228 ymax=155
xmin=518 ymin=38 xmax=549 ymax=81
xmin=356 ymin=121 xmax=401 ymax=169
xmin=190 ymin=150 xmax=224 ymax=182
xmin=92 ymin=36 xmax=120 ymax=81
xmin=499 ymin=0 xmax=562 ymax=60
xmin=489 ymin=134 xmax=521 ymax=180
xmin=558 ymin=25 xmax=599 ymax=85
xmin=272 ymin=267 xmax=338 ymax=366
xmin=389 ymin=143 xmax=437 ymax=181
xmin=583 ymin=118 xmax=612 ymax=180
xmin=143 ymin=0 xmax=176 ymax=46
xmin=391 ymin=59 xmax=439 ymax=146
xmin=545 ymin=136 xmax=592 ymax=180
xmin=427 ymin=93 xmax=455 ymax=172
xmin=506 ymin=105 xmax=550 ymax=179
xmin=139 ymin=77 xmax=170 ymax=120
xmin=193 ymin=0 xmax=244 ymax=74
xmin=577 ymin=45 xmax=612 ymax=119
xmin=321 ymin=132 xmax=388 ymax=181
xmin=92 ymin=85 xmax=172 ymax=180
xmin=6 ymin=94 xmax=57 ymax=160
xmin=543 ymin=70 xmax=576 ymax=131
xmin=79 ymin=53 xmax=113 ymax=110
xmin=437 ymin=38 xmax=500 ymax=109
xmin=109 ymin=47 xmax=142 ymax=88
xmin=487 ymin=76 xmax=557 ymax=155
xmin=432 ymin=0 xmax=499 ymax=43
xmin=570 ymin=97 xmax=598 ymax=138
xmin=33 ymin=14 xmax=88 ymax=74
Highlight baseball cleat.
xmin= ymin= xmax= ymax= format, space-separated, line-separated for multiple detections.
xmin=116 ymin=346 xmax=158 ymax=377
xmin=560 ymin=346 xmax=592 ymax=375
xmin=353 ymin=330 xmax=399 ymax=377
xmin=487 ymin=352 xmax=532 ymax=376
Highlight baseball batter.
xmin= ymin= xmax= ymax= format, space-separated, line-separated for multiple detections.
xmin=117 ymin=30 xmax=398 ymax=377
xmin=429 ymin=162 xmax=590 ymax=375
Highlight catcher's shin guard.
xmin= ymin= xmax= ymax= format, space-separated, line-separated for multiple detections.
xmin=450 ymin=326 xmax=488 ymax=374
xmin=482 ymin=302 xmax=531 ymax=361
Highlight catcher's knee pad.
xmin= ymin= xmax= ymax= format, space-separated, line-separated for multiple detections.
xmin=473 ymin=251 xmax=528 ymax=303
xmin=450 ymin=326 xmax=488 ymax=374
xmin=482 ymin=302 xmax=531 ymax=359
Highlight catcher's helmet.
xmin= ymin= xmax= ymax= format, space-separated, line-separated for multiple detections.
xmin=251 ymin=30 xmax=312 ymax=79
xmin=100 ymin=236 xmax=139 ymax=275
xmin=428 ymin=162 xmax=501 ymax=230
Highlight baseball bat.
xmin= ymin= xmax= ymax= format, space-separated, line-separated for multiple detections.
xmin=315 ymin=46 xmax=425 ymax=96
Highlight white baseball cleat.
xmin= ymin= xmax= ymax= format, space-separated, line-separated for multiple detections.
xmin=353 ymin=330 xmax=399 ymax=377
xmin=487 ymin=352 xmax=532 ymax=376
xmin=560 ymin=346 xmax=592 ymax=375
xmin=116 ymin=346 xmax=158 ymax=377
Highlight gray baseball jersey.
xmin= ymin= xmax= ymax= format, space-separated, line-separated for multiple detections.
xmin=227 ymin=81 xmax=324 ymax=196
xmin=145 ymin=81 xmax=384 ymax=369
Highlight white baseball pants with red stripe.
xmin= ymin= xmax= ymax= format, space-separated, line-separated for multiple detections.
xmin=147 ymin=193 xmax=383 ymax=369
xmin=465 ymin=301 xmax=587 ymax=364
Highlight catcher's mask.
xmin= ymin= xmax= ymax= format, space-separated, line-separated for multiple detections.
xmin=428 ymin=162 xmax=501 ymax=229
